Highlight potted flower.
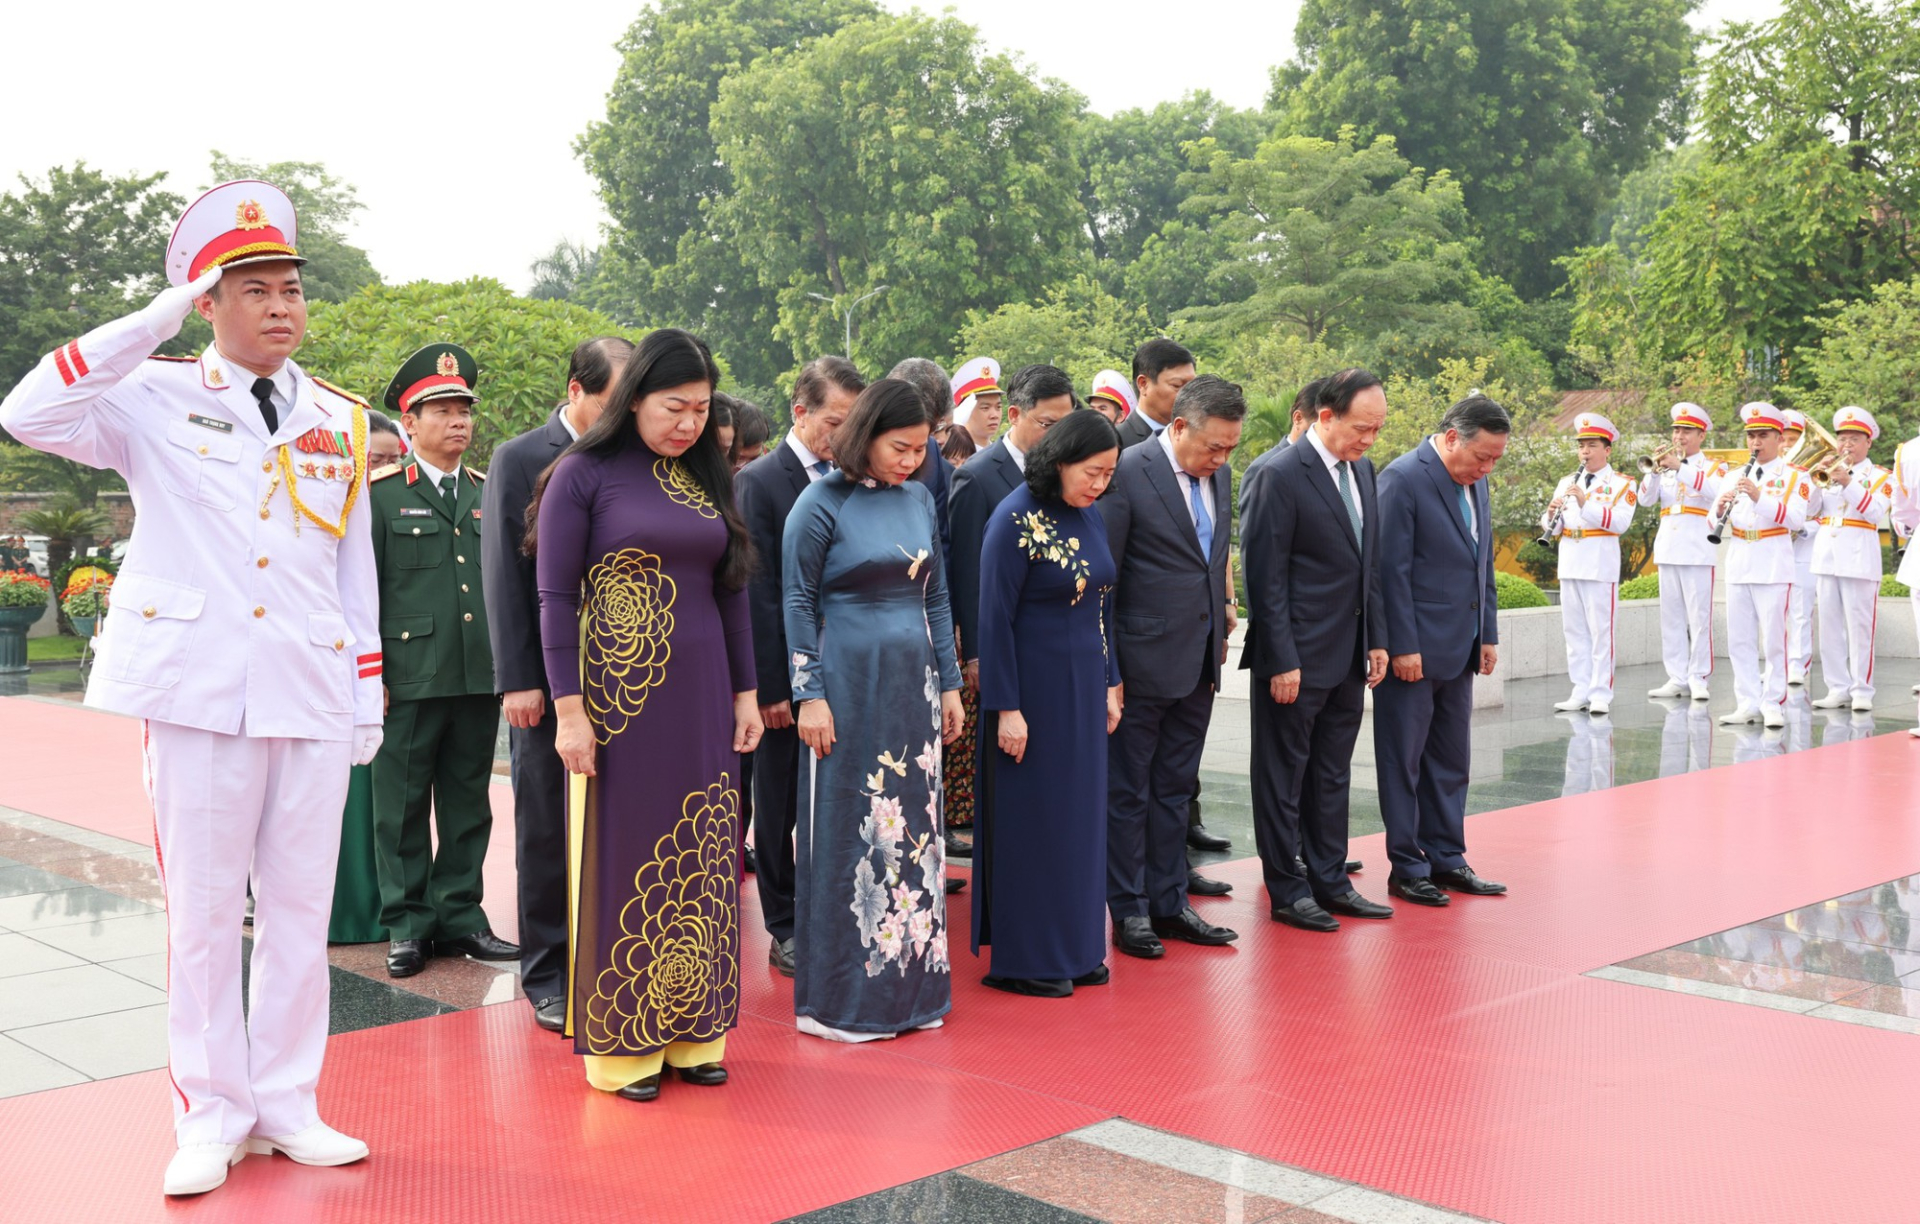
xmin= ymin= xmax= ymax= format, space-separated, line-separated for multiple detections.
xmin=61 ymin=568 xmax=113 ymax=639
xmin=0 ymin=570 xmax=53 ymax=675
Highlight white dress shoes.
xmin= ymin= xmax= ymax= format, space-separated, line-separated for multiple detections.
xmin=1647 ymin=680 xmax=1687 ymax=698
xmin=1552 ymin=697 xmax=1588 ymax=712
xmin=246 ymin=1122 xmax=369 ymax=1167
xmin=1718 ymin=705 xmax=1759 ymax=725
xmin=1587 ymin=701 xmax=1611 ymax=716
xmin=163 ymin=1143 xmax=244 ymax=1196
xmin=1689 ymin=681 xmax=1710 ymax=701
xmin=1811 ymin=691 xmax=1849 ymax=709
xmin=1762 ymin=706 xmax=1786 ymax=728
xmin=1852 ymin=696 xmax=1873 ymax=713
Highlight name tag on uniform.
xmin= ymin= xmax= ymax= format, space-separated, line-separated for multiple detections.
xmin=398 ymin=507 xmax=434 ymax=517
xmin=187 ymin=413 xmax=234 ymax=433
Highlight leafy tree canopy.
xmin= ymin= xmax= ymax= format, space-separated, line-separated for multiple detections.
xmin=951 ymin=274 xmax=1158 ymax=394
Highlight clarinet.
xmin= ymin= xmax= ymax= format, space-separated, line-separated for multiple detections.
xmin=1706 ymin=449 xmax=1761 ymax=545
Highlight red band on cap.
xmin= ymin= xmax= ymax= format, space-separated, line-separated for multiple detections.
xmin=399 ymin=374 xmax=471 ymax=412
xmin=190 ymin=226 xmax=298 ymax=280
xmin=1672 ymin=414 xmax=1708 ymax=430
xmin=953 ymin=375 xmax=1000 ymax=405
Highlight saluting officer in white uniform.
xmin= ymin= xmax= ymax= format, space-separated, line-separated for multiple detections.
xmin=1887 ymin=430 xmax=1920 ymax=733
xmin=1810 ymin=407 xmax=1892 ymax=713
xmin=1780 ymin=409 xmax=1819 ymax=687
xmin=1544 ymin=412 xmax=1636 ymax=715
xmin=0 ymin=181 xmax=380 ymax=1197
xmin=1716 ymin=402 xmax=1812 ymax=729
xmin=1640 ymin=402 xmax=1725 ymax=701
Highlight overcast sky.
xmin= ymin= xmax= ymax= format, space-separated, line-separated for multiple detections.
xmin=1 ymin=0 xmax=1781 ymax=293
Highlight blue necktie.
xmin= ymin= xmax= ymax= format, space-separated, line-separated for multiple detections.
xmin=1189 ymin=474 xmax=1212 ymax=557
xmin=811 ymin=459 xmax=831 ymax=477
xmin=1457 ymin=482 xmax=1476 ymax=549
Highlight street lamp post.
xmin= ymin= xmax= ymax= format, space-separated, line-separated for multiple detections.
xmin=806 ymin=285 xmax=889 ymax=358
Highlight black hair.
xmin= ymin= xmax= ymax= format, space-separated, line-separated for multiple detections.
xmin=792 ymin=355 xmax=867 ymax=413
xmin=830 ymin=380 xmax=933 ymax=484
xmin=1441 ymin=394 xmax=1512 ymax=439
xmin=364 ymin=408 xmax=401 ymax=439
xmin=732 ymin=399 xmax=771 ymax=452
xmin=1131 ymin=338 xmax=1194 ymax=386
xmin=1317 ymin=368 xmax=1384 ymax=417
xmin=1025 ymin=410 xmax=1121 ymax=502
xmin=525 ymin=328 xmax=754 ymax=591
xmin=1291 ymin=378 xmax=1325 ymax=421
xmin=941 ymin=426 xmax=978 ymax=464
xmin=887 ymin=357 xmax=951 ymax=425
xmin=567 ymin=335 xmax=635 ymax=395
xmin=1173 ymin=374 xmax=1249 ymax=426
xmin=709 ymin=391 xmax=737 ymax=430
xmin=1005 ymin=363 xmax=1077 ymax=411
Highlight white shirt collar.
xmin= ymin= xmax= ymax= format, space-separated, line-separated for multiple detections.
xmin=1004 ymin=436 xmax=1027 ymax=473
xmin=559 ymin=404 xmax=582 ymax=442
xmin=411 ymin=452 xmax=462 ymax=489
xmin=786 ymin=430 xmax=828 ymax=479
xmin=1305 ymin=422 xmax=1343 ymax=474
xmin=205 ymin=343 xmax=295 ymax=405
xmin=1144 ymin=411 xmax=1169 ymax=435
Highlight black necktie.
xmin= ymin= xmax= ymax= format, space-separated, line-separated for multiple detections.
xmin=251 ymin=377 xmax=278 ymax=434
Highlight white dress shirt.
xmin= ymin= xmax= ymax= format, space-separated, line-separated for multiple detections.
xmin=1005 ymin=437 xmax=1027 ymax=473
xmin=1158 ymin=428 xmax=1215 ymax=528
xmin=410 ymin=451 xmax=463 ymax=491
xmin=787 ymin=430 xmax=829 ymax=481
xmin=1307 ymin=423 xmax=1364 ymax=528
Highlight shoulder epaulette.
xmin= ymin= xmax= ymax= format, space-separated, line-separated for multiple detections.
xmin=312 ymin=376 xmax=372 ymax=407
xmin=467 ymin=467 xmax=486 ymax=483
xmin=369 ymin=464 xmax=403 ymax=482
xmin=147 ymin=354 xmax=196 ymax=363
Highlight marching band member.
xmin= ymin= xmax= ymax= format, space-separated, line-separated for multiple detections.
xmin=1087 ymin=367 xmax=1136 ymax=427
xmin=1640 ymin=402 xmax=1724 ymax=701
xmin=1780 ymin=409 xmax=1818 ymax=686
xmin=1717 ymin=403 xmax=1811 ymax=729
xmin=1889 ymin=429 xmax=1920 ymax=732
xmin=1809 ymin=408 xmax=1892 ymax=713
xmin=0 ymin=181 xmax=378 ymax=1194
xmin=1544 ymin=412 xmax=1635 ymax=716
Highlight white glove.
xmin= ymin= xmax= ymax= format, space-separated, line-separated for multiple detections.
xmin=139 ymin=266 xmax=223 ymax=342
xmin=351 ymin=724 xmax=384 ymax=767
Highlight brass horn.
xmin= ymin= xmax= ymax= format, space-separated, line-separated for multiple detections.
xmin=1638 ymin=444 xmax=1680 ymax=474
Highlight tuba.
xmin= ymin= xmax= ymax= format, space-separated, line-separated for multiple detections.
xmin=1785 ymin=417 xmax=1841 ymax=476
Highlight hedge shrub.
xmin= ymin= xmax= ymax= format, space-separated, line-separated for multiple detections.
xmin=1495 ymin=571 xmax=1549 ymax=609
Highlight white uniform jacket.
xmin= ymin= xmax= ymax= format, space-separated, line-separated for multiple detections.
xmin=1890 ymin=438 xmax=1920 ymax=589
xmin=1724 ymin=456 xmax=1811 ymax=585
xmin=0 ymin=312 xmax=380 ymax=738
xmin=1640 ymin=453 xmax=1724 ymax=567
xmin=1810 ymin=461 xmax=1891 ymax=581
xmin=1545 ymin=465 xmax=1636 ymax=583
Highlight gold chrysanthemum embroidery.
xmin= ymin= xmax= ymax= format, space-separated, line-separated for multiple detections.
xmin=1015 ymin=509 xmax=1092 ymax=604
xmin=583 ymin=549 xmax=676 ymax=742
xmin=654 ymin=457 xmax=720 ymax=518
xmin=585 ymin=775 xmax=740 ymax=1054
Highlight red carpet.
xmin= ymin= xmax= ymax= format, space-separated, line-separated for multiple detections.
xmin=3 ymin=696 xmax=1919 ymax=1221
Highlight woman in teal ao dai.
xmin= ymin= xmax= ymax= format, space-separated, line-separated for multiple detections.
xmin=783 ymin=381 xmax=965 ymax=1042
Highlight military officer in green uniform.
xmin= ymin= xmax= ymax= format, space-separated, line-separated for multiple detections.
xmin=370 ymin=343 xmax=520 ymax=977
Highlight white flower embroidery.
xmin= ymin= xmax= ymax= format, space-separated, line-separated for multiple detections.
xmin=850 ymin=858 xmax=887 ymax=947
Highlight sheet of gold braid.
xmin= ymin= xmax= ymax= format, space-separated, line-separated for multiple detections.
xmin=276 ymin=403 xmax=368 ymax=538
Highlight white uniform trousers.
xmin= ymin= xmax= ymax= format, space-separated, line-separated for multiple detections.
xmin=1726 ymin=582 xmax=1790 ymax=717
xmin=144 ymin=720 xmax=348 ymax=1147
xmin=1816 ymin=575 xmax=1878 ymax=702
xmin=1657 ymin=564 xmax=1714 ymax=687
xmin=1560 ymin=578 xmax=1617 ymax=705
xmin=1787 ymin=552 xmax=1815 ymax=684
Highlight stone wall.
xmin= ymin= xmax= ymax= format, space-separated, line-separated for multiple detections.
xmin=0 ymin=492 xmax=135 ymax=540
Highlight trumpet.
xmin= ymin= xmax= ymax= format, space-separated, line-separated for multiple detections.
xmin=1638 ymin=444 xmax=1681 ymax=474
xmin=1807 ymin=454 xmax=1847 ymax=486
xmin=1706 ymin=446 xmax=1761 ymax=545
xmin=1536 ymin=464 xmax=1588 ymax=548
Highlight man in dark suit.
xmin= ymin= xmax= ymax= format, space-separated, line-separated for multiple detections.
xmin=1241 ymin=368 xmax=1392 ymax=933
xmin=1101 ymin=375 xmax=1246 ymax=958
xmin=1373 ymin=395 xmax=1512 ymax=905
xmin=1113 ymin=337 xmax=1196 ymax=451
xmin=737 ymin=356 xmax=863 ymax=975
xmin=483 ymin=336 xmax=631 ymax=1031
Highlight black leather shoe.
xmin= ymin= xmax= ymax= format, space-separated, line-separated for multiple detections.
xmin=1150 ymin=906 xmax=1239 ymax=946
xmin=983 ymin=975 xmax=1073 ymax=998
xmin=1271 ymin=898 xmax=1338 ymax=932
xmin=1388 ymin=875 xmax=1450 ymax=907
xmin=1320 ymin=890 xmax=1393 ymax=919
xmin=1114 ymin=916 xmax=1164 ymax=959
xmin=386 ymin=938 xmax=429 ymax=978
xmin=674 ymin=1063 xmax=728 ymax=1086
xmin=944 ymin=830 xmax=972 ymax=859
xmin=1434 ymin=866 xmax=1508 ymax=896
xmin=532 ymin=996 xmax=566 ymax=1032
xmin=1186 ymin=823 xmax=1232 ymax=852
xmin=1346 ymin=860 xmax=1364 ymax=873
xmin=768 ymin=937 xmax=795 ymax=977
xmin=437 ymin=928 xmax=522 ymax=960
xmin=616 ymin=1075 xmax=661 ymax=1101
xmin=945 ymin=876 xmax=967 ymax=894
xmin=1071 ymin=964 xmax=1110 ymax=987
xmin=1186 ymin=870 xmax=1232 ymax=896
xmin=742 ymin=845 xmax=758 ymax=874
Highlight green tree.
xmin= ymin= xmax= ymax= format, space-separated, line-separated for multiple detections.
xmin=206 ymin=153 xmax=379 ymax=303
xmin=1075 ymin=92 xmax=1265 ymax=267
xmin=529 ymin=240 xmax=600 ymax=302
xmin=1637 ymin=0 xmax=1920 ymax=379
xmin=1593 ymin=142 xmax=1706 ymax=258
xmin=709 ymin=11 xmax=1087 ymax=374
xmin=950 ymin=275 xmax=1156 ymax=392
xmin=295 ymin=279 xmax=648 ymax=466
xmin=1272 ymin=0 xmax=1696 ymax=298
xmin=1177 ymin=131 xmax=1477 ymax=351
xmin=576 ymin=0 xmax=878 ymax=388
xmin=1791 ymin=276 xmax=1920 ymax=438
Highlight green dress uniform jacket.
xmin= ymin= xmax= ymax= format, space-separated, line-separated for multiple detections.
xmin=367 ymin=457 xmax=501 ymax=942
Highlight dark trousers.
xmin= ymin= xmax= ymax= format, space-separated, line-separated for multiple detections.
xmin=509 ymin=706 xmax=568 ymax=1003
xmin=753 ymin=722 xmax=801 ymax=941
xmin=371 ymin=693 xmax=498 ymax=941
xmin=1373 ymin=665 xmax=1473 ymax=879
xmin=1107 ymin=673 xmax=1214 ymax=920
xmin=1252 ymin=673 xmax=1363 ymax=906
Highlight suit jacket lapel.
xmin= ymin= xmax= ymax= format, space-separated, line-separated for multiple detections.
xmin=422 ymin=464 xmax=458 ymax=524
xmin=1421 ymin=442 xmax=1475 ymax=554
xmin=993 ymin=442 xmax=1021 ymax=499
xmin=1301 ymin=445 xmax=1360 ymax=557
xmin=1208 ymin=465 xmax=1232 ymax=566
xmin=779 ymin=444 xmax=811 ymax=503
xmin=1143 ymin=445 xmax=1207 ymax=563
